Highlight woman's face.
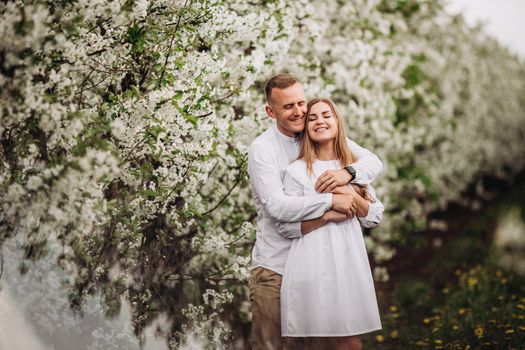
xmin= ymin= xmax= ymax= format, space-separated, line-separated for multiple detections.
xmin=306 ymin=101 xmax=338 ymax=144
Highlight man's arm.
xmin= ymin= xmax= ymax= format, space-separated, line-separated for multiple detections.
xmin=249 ymin=142 xmax=358 ymax=239
xmin=248 ymin=142 xmax=332 ymax=223
xmin=274 ymin=174 xmax=354 ymax=237
xmin=275 ymin=169 xmax=357 ymax=238
xmin=315 ymin=139 xmax=383 ymax=193
xmin=346 ymin=139 xmax=383 ymax=185
xmin=277 ymin=186 xmax=380 ymax=237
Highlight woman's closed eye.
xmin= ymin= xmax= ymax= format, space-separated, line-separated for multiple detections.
xmin=308 ymin=113 xmax=332 ymax=121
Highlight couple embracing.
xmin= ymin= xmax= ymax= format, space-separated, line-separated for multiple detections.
xmin=248 ymin=74 xmax=384 ymax=350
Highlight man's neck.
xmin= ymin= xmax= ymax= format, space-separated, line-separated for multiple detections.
xmin=275 ymin=124 xmax=296 ymax=138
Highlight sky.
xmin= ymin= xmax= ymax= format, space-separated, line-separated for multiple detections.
xmin=445 ymin=0 xmax=525 ymax=58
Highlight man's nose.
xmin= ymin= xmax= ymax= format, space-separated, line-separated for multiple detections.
xmin=293 ymin=105 xmax=302 ymax=115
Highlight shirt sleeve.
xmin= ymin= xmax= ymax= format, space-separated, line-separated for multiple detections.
xmin=275 ymin=169 xmax=306 ymax=238
xmin=357 ymin=185 xmax=384 ymax=228
xmin=248 ymin=142 xmax=333 ymax=223
xmin=346 ymin=139 xmax=383 ymax=185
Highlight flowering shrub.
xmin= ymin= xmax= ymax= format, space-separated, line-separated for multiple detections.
xmin=1 ymin=0 xmax=525 ymax=345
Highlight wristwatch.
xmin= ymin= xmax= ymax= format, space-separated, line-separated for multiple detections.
xmin=344 ymin=165 xmax=356 ymax=182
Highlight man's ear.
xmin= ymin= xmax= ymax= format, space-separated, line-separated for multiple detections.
xmin=265 ymin=104 xmax=276 ymax=119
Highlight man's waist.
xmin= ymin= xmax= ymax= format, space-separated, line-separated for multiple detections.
xmin=250 ymin=261 xmax=285 ymax=276
xmin=250 ymin=244 xmax=289 ymax=274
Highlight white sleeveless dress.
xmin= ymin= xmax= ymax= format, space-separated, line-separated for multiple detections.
xmin=280 ymin=159 xmax=382 ymax=337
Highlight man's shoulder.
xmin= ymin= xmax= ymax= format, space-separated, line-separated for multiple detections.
xmin=249 ymin=127 xmax=277 ymax=156
xmin=250 ymin=126 xmax=275 ymax=146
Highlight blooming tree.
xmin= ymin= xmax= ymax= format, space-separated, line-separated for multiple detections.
xmin=1 ymin=0 xmax=524 ymax=346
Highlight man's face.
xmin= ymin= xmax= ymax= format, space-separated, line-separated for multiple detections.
xmin=265 ymin=83 xmax=307 ymax=137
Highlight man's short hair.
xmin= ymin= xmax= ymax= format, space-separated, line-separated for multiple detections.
xmin=265 ymin=73 xmax=298 ymax=103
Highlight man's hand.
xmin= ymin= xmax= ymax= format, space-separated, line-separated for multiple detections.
xmin=323 ymin=210 xmax=349 ymax=223
xmin=332 ymin=194 xmax=357 ymax=217
xmin=315 ymin=169 xmax=352 ymax=193
xmin=331 ymin=184 xmax=357 ymax=195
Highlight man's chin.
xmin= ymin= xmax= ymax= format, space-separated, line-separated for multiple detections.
xmin=292 ymin=127 xmax=305 ymax=135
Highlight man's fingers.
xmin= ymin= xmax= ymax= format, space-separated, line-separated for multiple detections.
xmin=324 ymin=182 xmax=338 ymax=193
xmin=332 ymin=176 xmax=343 ymax=187
xmin=318 ymin=178 xmax=335 ymax=193
xmin=315 ymin=171 xmax=330 ymax=190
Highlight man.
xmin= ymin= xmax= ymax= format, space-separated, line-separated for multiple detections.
xmin=248 ymin=73 xmax=383 ymax=349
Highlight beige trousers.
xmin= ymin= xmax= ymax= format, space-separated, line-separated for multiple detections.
xmin=249 ymin=267 xmax=283 ymax=350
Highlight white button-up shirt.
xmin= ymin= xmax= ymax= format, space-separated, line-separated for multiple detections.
xmin=248 ymin=124 xmax=383 ymax=275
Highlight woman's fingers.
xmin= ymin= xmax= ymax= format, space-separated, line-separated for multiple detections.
xmin=347 ymin=200 xmax=357 ymax=217
xmin=333 ymin=211 xmax=348 ymax=222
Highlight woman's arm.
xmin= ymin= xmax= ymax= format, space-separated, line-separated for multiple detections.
xmin=300 ymin=210 xmax=348 ymax=235
xmin=357 ymin=185 xmax=384 ymax=228
xmin=333 ymin=184 xmax=384 ymax=228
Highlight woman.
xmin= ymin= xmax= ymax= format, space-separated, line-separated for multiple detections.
xmin=280 ymin=98 xmax=383 ymax=349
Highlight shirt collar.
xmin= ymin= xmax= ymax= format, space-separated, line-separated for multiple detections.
xmin=273 ymin=124 xmax=299 ymax=143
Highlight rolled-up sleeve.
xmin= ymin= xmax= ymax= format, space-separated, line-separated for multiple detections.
xmin=248 ymin=142 xmax=332 ymax=223
xmin=357 ymin=185 xmax=384 ymax=228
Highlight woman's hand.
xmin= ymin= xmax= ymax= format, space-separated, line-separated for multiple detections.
xmin=323 ymin=210 xmax=349 ymax=223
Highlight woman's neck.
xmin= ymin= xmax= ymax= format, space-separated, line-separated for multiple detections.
xmin=315 ymin=141 xmax=336 ymax=160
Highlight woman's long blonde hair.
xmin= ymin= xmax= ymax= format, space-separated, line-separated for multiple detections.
xmin=298 ymin=98 xmax=371 ymax=200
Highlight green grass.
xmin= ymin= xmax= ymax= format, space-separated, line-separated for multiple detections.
xmin=366 ymin=262 xmax=525 ymax=349
xmin=361 ymin=177 xmax=525 ymax=349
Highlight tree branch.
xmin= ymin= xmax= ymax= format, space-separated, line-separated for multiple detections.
xmin=158 ymin=0 xmax=189 ymax=88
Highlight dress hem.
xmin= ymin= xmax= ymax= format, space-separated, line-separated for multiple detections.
xmin=282 ymin=326 xmax=382 ymax=338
